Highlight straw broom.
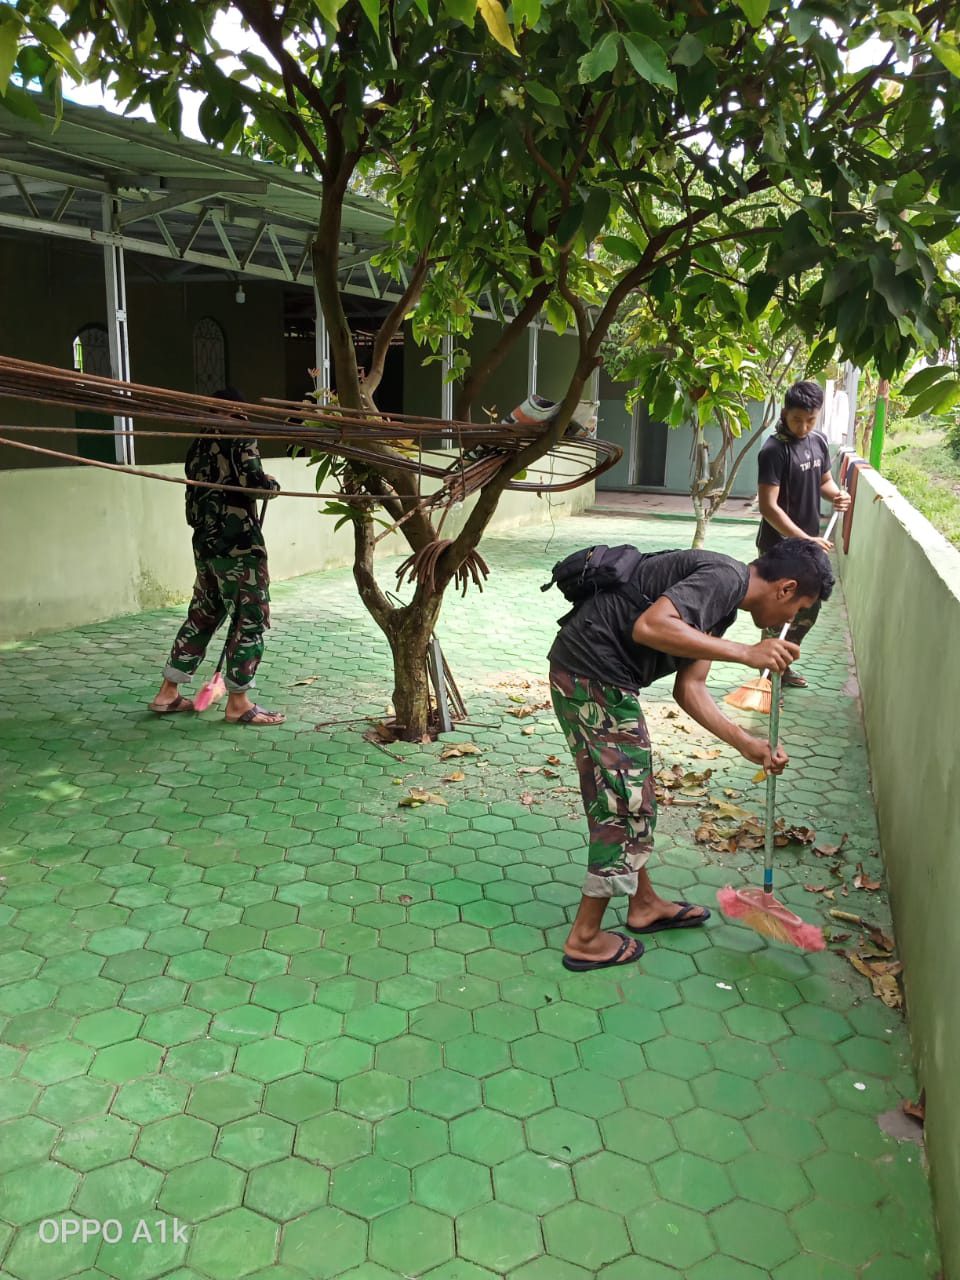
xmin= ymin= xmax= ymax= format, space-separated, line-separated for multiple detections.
xmin=724 ymin=510 xmax=841 ymax=715
xmin=716 ymin=671 xmax=826 ymax=950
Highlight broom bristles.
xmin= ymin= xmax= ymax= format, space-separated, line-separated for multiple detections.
xmin=716 ymin=885 xmax=826 ymax=951
xmin=723 ymin=678 xmax=772 ymax=713
xmin=193 ymin=671 xmax=227 ymax=713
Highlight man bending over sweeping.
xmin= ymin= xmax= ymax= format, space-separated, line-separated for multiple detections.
xmin=148 ymin=388 xmax=285 ymax=726
xmin=547 ymin=538 xmax=834 ymax=972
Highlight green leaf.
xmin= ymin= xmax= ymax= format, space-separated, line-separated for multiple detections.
xmin=672 ymin=33 xmax=704 ymax=66
xmin=0 ymin=17 xmax=21 ymax=94
xmin=555 ymin=200 xmax=584 ymax=246
xmin=582 ymin=190 xmax=611 ymax=244
xmin=578 ymin=32 xmax=619 ymax=83
xmin=787 ymin=7 xmax=815 ymax=43
xmin=805 ymin=338 xmax=835 ymax=375
xmin=442 ymin=0 xmax=476 ymax=22
xmin=622 ymin=34 xmax=676 ymax=89
xmin=316 ymin=0 xmax=348 ymax=28
xmin=357 ymin=0 xmax=382 ymax=37
xmin=602 ymin=233 xmax=645 ymax=264
xmin=906 ymin=379 xmax=960 ymax=417
xmin=737 ymin=0 xmax=769 ymax=26
xmin=524 ymin=80 xmax=559 ymax=106
xmin=899 ymin=364 xmax=952 ymax=396
xmin=746 ymin=273 xmax=778 ymax=320
xmin=930 ymin=39 xmax=960 ymax=78
xmin=256 ymin=108 xmax=298 ymax=152
xmin=512 ymin=0 xmax=541 ymax=32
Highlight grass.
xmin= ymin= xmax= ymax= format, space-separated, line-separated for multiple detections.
xmin=881 ymin=421 xmax=960 ymax=548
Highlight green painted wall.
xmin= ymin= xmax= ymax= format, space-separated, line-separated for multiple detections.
xmin=0 ymin=456 xmax=592 ymax=643
xmin=836 ymin=458 xmax=960 ymax=1277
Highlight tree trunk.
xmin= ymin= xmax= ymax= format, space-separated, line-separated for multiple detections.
xmin=384 ymin=597 xmax=443 ymax=741
xmin=691 ymin=492 xmax=708 ymax=549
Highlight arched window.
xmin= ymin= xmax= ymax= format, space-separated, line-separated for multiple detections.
xmin=73 ymin=324 xmax=111 ymax=377
xmin=193 ymin=317 xmax=227 ymax=395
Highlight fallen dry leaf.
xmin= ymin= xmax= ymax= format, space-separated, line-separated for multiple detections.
xmin=847 ymin=949 xmax=903 ymax=1008
xmin=542 ymin=768 xmax=559 ymax=778
xmin=292 ymin=676 xmax=319 ymax=686
xmin=690 ymin=748 xmax=722 ymax=760
xmin=868 ymin=926 xmax=895 ymax=953
xmin=521 ymin=727 xmax=536 ymax=736
xmin=752 ymin=767 xmax=768 ymax=783
xmin=443 ymin=771 xmax=465 ymax=783
xmin=399 ymin=788 xmax=447 ymax=808
xmin=814 ymin=834 xmax=850 ymax=857
xmin=519 ymin=791 xmax=534 ymax=806
xmin=506 ymin=700 xmax=551 ymax=718
xmin=545 ymin=755 xmax=562 ymax=766
xmin=854 ymin=862 xmax=883 ymax=891
xmin=903 ymin=1095 xmax=925 ymax=1124
xmin=440 ymin=743 xmax=482 ymax=759
xmin=517 ymin=766 xmax=540 ymax=775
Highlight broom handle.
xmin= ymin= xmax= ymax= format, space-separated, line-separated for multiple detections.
xmin=760 ymin=623 xmax=792 ymax=682
xmin=213 ymin=498 xmax=269 ymax=676
xmin=764 ymin=668 xmax=782 ymax=897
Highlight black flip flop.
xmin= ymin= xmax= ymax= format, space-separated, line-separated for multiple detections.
xmin=561 ymin=932 xmax=645 ymax=972
xmin=625 ymin=902 xmax=711 ymax=936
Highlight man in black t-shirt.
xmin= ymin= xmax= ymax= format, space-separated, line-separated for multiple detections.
xmin=547 ymin=539 xmax=834 ymax=973
xmin=756 ymin=381 xmax=850 ymax=688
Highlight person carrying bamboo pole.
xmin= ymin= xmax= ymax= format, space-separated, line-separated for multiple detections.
xmin=546 ymin=539 xmax=834 ymax=972
xmin=148 ymin=388 xmax=284 ymax=726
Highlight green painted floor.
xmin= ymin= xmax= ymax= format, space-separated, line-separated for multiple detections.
xmin=0 ymin=512 xmax=940 ymax=1279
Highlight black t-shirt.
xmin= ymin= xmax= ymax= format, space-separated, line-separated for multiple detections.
xmin=756 ymin=427 xmax=830 ymax=552
xmin=548 ymin=549 xmax=750 ymax=693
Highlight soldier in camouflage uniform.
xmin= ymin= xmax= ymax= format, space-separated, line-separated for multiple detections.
xmin=547 ymin=538 xmax=834 ymax=971
xmin=148 ymin=389 xmax=284 ymax=726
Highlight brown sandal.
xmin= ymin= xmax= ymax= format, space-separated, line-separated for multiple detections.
xmin=148 ymin=695 xmax=194 ymax=714
xmin=225 ymin=704 xmax=286 ymax=726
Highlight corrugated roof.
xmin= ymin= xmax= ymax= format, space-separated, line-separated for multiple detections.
xmin=0 ymin=98 xmax=397 ymax=294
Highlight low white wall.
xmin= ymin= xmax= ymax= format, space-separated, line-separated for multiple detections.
xmin=836 ymin=456 xmax=960 ymax=1278
xmin=0 ymin=459 xmax=593 ymax=642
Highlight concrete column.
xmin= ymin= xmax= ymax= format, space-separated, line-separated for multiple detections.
xmin=101 ymin=195 xmax=134 ymax=465
xmin=313 ymin=283 xmax=331 ymax=396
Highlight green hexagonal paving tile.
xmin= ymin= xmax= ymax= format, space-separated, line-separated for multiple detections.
xmin=187 ymin=1206 xmax=279 ymax=1279
xmin=244 ymin=1157 xmax=330 ymax=1220
xmin=187 ymin=1075 xmax=263 ymax=1126
xmin=544 ymin=1200 xmax=631 ymax=1269
xmin=413 ymin=1153 xmax=491 ymax=1215
xmin=368 ymin=1203 xmax=454 ymax=1275
xmin=215 ymin=1114 xmax=294 ymax=1168
xmin=330 ymin=1155 xmax=409 ymax=1218
xmin=158 ymin=1156 xmax=246 ymax=1220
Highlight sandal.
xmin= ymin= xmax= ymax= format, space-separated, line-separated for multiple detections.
xmin=148 ymin=695 xmax=194 ymax=714
xmin=225 ymin=704 xmax=286 ymax=726
xmin=625 ymin=901 xmax=711 ymax=936
xmin=781 ymin=669 xmax=808 ymax=689
xmin=562 ymin=932 xmax=644 ymax=972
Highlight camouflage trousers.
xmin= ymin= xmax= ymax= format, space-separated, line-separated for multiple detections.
xmin=165 ymin=551 xmax=270 ymax=693
xmin=765 ymin=598 xmax=821 ymax=648
xmin=549 ymin=668 xmax=657 ymax=899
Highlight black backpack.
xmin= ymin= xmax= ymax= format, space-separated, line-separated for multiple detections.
xmin=541 ymin=544 xmax=655 ymax=623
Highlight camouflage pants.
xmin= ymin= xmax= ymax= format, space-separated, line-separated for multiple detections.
xmin=764 ymin=599 xmax=821 ymax=648
xmin=549 ymin=668 xmax=657 ymax=899
xmin=165 ymin=551 xmax=270 ymax=692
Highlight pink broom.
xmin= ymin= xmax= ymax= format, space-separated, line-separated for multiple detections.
xmin=717 ymin=670 xmax=826 ymax=951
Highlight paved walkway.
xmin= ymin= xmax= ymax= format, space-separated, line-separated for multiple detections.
xmin=0 ymin=513 xmax=940 ymax=1279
